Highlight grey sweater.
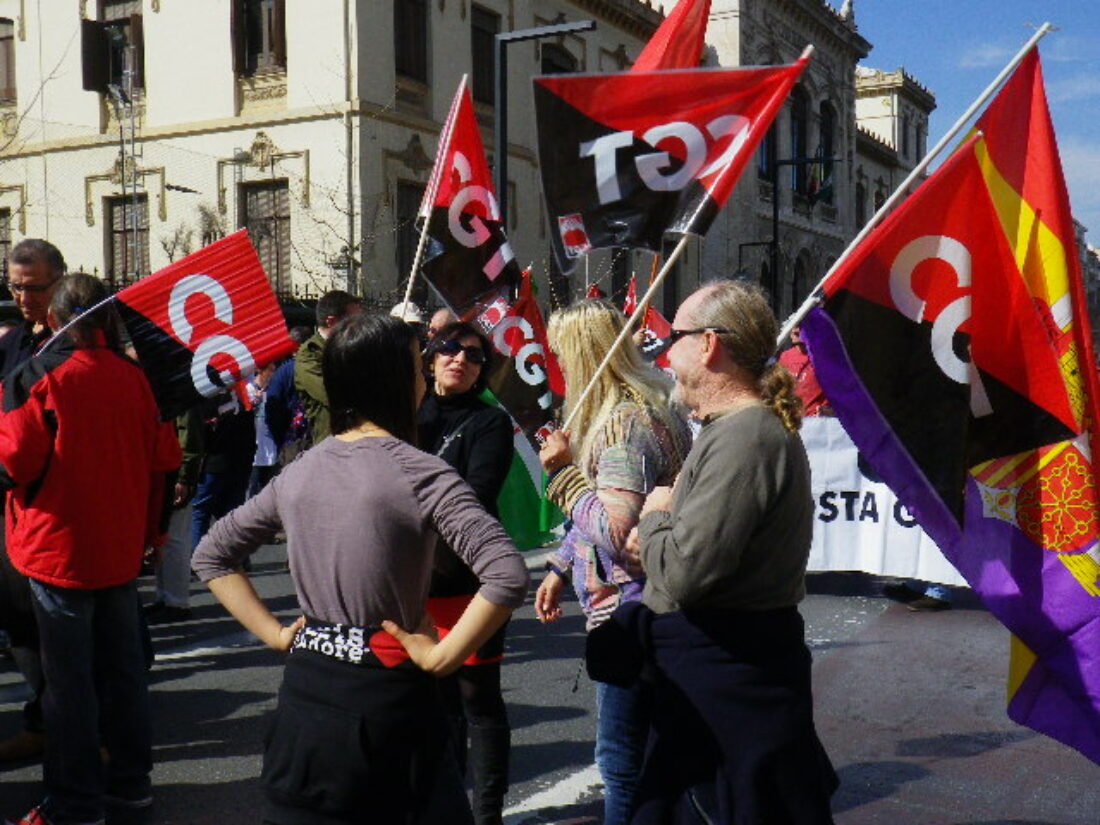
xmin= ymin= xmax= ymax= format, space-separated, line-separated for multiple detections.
xmin=639 ymin=404 xmax=813 ymax=613
xmin=193 ymin=436 xmax=529 ymax=631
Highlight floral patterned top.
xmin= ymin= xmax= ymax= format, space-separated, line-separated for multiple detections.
xmin=545 ymin=400 xmax=690 ymax=630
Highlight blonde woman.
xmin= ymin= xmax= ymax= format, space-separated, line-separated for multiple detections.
xmin=535 ymin=299 xmax=690 ymax=825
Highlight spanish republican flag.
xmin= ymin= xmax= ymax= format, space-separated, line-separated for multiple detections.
xmin=801 ymin=48 xmax=1100 ymax=764
xmin=975 ymin=50 xmax=1100 ymax=760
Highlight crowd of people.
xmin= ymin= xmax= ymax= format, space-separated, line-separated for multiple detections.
xmin=0 ymin=237 xmax=839 ymax=825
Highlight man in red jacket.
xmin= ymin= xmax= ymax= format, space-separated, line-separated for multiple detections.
xmin=1 ymin=273 xmax=181 ymax=825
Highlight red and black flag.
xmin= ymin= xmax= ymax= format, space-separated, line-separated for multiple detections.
xmin=116 ymin=231 xmax=296 ymax=420
xmin=632 ymin=0 xmax=711 ymax=73
xmin=419 ymin=80 xmax=521 ymax=317
xmin=481 ymin=270 xmax=564 ymax=441
xmin=534 ymin=55 xmax=809 ymax=273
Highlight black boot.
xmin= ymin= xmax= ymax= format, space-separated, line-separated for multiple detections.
xmin=468 ymin=722 xmax=510 ymax=825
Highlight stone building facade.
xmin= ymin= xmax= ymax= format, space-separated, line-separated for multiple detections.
xmin=0 ymin=0 xmax=660 ymax=310
xmin=0 ymin=0 xmax=932 ymax=320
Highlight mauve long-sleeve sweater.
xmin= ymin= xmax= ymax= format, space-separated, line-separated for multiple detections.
xmin=192 ymin=436 xmax=529 ymax=631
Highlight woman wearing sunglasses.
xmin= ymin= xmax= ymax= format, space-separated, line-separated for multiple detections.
xmin=534 ymin=299 xmax=691 ymax=825
xmin=419 ymin=321 xmax=516 ymax=825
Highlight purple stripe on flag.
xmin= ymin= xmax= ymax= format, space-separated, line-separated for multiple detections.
xmin=802 ymin=305 xmax=1100 ymax=765
xmin=800 ymin=307 xmax=962 ymax=550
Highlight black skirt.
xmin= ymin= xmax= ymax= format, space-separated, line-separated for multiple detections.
xmin=261 ymin=650 xmax=472 ymax=825
xmin=631 ymin=607 xmax=838 ymax=825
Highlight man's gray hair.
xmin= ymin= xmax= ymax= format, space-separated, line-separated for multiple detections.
xmin=10 ymin=239 xmax=66 ymax=277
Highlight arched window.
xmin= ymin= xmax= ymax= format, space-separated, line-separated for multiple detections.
xmin=816 ymin=101 xmax=836 ymax=204
xmin=789 ymin=87 xmax=809 ymax=192
xmin=855 ymin=181 xmax=867 ymax=227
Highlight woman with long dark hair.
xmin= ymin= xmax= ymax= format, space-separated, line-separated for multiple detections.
xmin=193 ymin=314 xmax=529 ymax=825
xmin=418 ymin=320 xmax=516 ymax=825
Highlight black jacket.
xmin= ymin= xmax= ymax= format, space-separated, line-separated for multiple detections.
xmin=418 ymin=390 xmax=514 ymax=596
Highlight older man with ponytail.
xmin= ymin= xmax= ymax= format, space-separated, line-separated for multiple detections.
xmin=616 ymin=279 xmax=838 ymax=825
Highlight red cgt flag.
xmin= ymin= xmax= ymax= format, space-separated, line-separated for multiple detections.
xmin=115 ymin=230 xmax=295 ymax=420
xmin=534 ymin=56 xmax=809 ymax=274
xmin=419 ymin=80 xmax=521 ymax=318
xmin=632 ymin=0 xmax=712 ymax=73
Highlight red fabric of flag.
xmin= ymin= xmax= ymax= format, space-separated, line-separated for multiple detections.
xmin=632 ymin=0 xmax=712 ymax=73
xmin=115 ymin=231 xmax=295 ymax=419
xmin=419 ymin=81 xmax=520 ymax=317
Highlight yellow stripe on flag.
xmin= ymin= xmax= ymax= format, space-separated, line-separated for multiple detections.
xmin=1008 ymin=634 xmax=1038 ymax=704
xmin=975 ymin=141 xmax=1070 ymax=314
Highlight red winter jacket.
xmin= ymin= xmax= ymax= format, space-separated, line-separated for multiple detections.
xmin=0 ymin=340 xmax=181 ymax=589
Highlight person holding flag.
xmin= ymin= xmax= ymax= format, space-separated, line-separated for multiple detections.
xmin=620 ymin=279 xmax=837 ymax=824
xmin=2 ymin=273 xmax=182 ymax=825
xmin=534 ymin=299 xmax=690 ymax=825
xmin=419 ymin=320 xmax=516 ymax=825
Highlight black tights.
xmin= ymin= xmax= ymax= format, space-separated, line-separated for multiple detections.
xmin=441 ymin=661 xmax=511 ymax=825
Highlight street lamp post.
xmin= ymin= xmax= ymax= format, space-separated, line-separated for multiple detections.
xmin=494 ymin=19 xmax=596 ymax=228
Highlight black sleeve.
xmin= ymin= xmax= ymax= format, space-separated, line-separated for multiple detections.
xmin=460 ymin=408 xmax=515 ymax=515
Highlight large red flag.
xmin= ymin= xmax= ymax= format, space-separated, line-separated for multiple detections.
xmin=115 ymin=231 xmax=295 ymax=419
xmin=801 ymin=126 xmax=1100 ymax=764
xmin=419 ymin=80 xmax=520 ymax=317
xmin=632 ymin=0 xmax=711 ymax=73
xmin=973 ymin=49 xmax=1100 ymax=762
xmin=534 ymin=57 xmax=809 ymax=273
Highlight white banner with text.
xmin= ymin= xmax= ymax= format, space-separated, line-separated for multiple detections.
xmin=802 ymin=416 xmax=966 ymax=586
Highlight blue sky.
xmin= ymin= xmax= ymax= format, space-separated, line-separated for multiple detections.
xmin=845 ymin=0 xmax=1100 ymax=244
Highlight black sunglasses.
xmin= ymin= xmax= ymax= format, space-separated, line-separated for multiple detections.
xmin=436 ymin=339 xmax=487 ymax=365
xmin=644 ymin=327 xmax=731 ymax=361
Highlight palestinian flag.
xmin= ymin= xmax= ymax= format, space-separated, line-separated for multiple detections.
xmin=534 ymin=55 xmax=809 ymax=273
xmin=116 ymin=231 xmax=295 ymax=420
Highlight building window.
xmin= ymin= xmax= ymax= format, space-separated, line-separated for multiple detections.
xmin=240 ymin=180 xmax=291 ymax=294
xmin=395 ymin=181 xmax=427 ymax=304
xmin=105 ymin=194 xmax=150 ymax=282
xmin=0 ymin=19 xmax=15 ymax=104
xmin=471 ymin=5 xmax=499 ymax=105
xmin=82 ymin=2 xmax=144 ymax=94
xmin=757 ymin=123 xmax=777 ymax=180
xmin=0 ymin=208 xmax=10 ymax=280
xmin=789 ymin=87 xmax=809 ymax=192
xmin=233 ymin=0 xmax=286 ymax=77
xmin=855 ymin=182 xmax=867 ymax=227
xmin=902 ymin=114 xmax=911 ymax=158
xmin=916 ymin=124 xmax=926 ymax=161
xmin=395 ymin=0 xmax=428 ymax=83
xmin=541 ymin=42 xmax=578 ymax=75
xmin=101 ymin=0 xmax=144 ymax=92
xmin=815 ymin=102 xmax=836 ymax=204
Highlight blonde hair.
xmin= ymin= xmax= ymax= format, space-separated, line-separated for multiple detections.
xmin=690 ymin=280 xmax=803 ymax=433
xmin=548 ymin=299 xmax=678 ymax=469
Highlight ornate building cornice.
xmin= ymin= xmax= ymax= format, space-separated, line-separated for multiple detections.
xmin=571 ymin=0 xmax=662 ymax=41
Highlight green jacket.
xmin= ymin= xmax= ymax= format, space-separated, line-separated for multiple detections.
xmin=294 ymin=332 xmax=329 ymax=442
xmin=176 ymin=406 xmax=206 ymax=488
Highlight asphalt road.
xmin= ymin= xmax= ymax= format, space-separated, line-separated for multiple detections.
xmin=1 ymin=546 xmax=1097 ymax=824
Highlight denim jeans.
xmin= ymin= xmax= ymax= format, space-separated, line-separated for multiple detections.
xmin=29 ymin=579 xmax=152 ymax=824
xmin=155 ymin=504 xmax=193 ymax=608
xmin=595 ymin=680 xmax=650 ymax=825
xmin=191 ymin=466 xmax=251 ymax=548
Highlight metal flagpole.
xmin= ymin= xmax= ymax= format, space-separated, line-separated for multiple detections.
xmin=561 ymin=234 xmax=690 ymax=431
xmin=776 ymin=22 xmax=1054 ymax=345
xmin=401 ymin=75 xmax=467 ymax=309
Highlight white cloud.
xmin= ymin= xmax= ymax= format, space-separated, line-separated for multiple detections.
xmin=959 ymin=42 xmax=1013 ymax=69
xmin=1048 ymin=73 xmax=1100 ymax=104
